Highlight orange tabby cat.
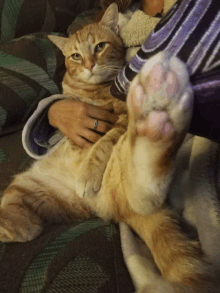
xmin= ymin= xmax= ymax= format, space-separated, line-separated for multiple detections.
xmin=0 ymin=3 xmax=218 ymax=292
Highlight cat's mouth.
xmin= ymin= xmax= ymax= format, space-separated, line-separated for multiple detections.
xmin=82 ymin=68 xmax=113 ymax=84
xmin=84 ymin=69 xmax=96 ymax=79
xmin=86 ymin=70 xmax=102 ymax=81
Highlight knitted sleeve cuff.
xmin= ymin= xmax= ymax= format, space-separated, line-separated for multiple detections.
xmin=22 ymin=94 xmax=67 ymax=159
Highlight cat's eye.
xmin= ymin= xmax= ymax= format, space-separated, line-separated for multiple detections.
xmin=95 ymin=42 xmax=106 ymax=53
xmin=71 ymin=53 xmax=82 ymax=60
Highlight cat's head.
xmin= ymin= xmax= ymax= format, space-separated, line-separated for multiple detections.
xmin=48 ymin=3 xmax=125 ymax=84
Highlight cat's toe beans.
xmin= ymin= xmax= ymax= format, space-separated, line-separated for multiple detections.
xmin=148 ymin=63 xmax=168 ymax=91
xmin=131 ymin=85 xmax=145 ymax=113
xmin=147 ymin=111 xmax=168 ymax=128
xmin=179 ymin=86 xmax=194 ymax=111
xmin=128 ymin=52 xmax=192 ymax=140
xmin=159 ymin=121 xmax=175 ymax=142
xmin=136 ymin=111 xmax=174 ymax=142
xmin=165 ymin=70 xmax=179 ymax=100
xmin=147 ymin=64 xmax=180 ymax=103
xmin=170 ymin=86 xmax=194 ymax=129
xmin=127 ymin=82 xmax=146 ymax=119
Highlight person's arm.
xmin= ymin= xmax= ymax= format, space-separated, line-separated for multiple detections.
xmin=48 ymin=99 xmax=118 ymax=149
xmin=22 ymin=95 xmax=118 ymax=159
xmin=22 ymin=94 xmax=66 ymax=159
xmin=111 ymin=0 xmax=220 ymax=143
xmin=189 ymin=70 xmax=220 ymax=143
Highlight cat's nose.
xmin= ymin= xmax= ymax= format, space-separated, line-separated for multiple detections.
xmin=85 ymin=62 xmax=95 ymax=72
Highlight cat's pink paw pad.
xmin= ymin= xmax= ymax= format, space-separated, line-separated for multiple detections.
xmin=141 ymin=62 xmax=180 ymax=104
xmin=136 ymin=111 xmax=175 ymax=142
xmin=128 ymin=85 xmax=145 ymax=118
xmin=147 ymin=63 xmax=168 ymax=92
xmin=164 ymin=71 xmax=179 ymax=100
xmin=127 ymin=52 xmax=193 ymax=142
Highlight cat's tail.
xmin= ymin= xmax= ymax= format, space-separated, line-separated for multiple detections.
xmin=137 ymin=273 xmax=220 ymax=293
xmin=124 ymin=208 xmax=220 ymax=293
xmin=137 ymin=268 xmax=220 ymax=293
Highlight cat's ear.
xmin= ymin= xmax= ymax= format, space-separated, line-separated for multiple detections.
xmin=48 ymin=35 xmax=68 ymax=55
xmin=100 ymin=3 xmax=119 ymax=34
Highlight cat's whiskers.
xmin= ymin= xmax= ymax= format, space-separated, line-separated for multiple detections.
xmin=82 ymin=68 xmax=93 ymax=79
xmin=99 ymin=65 xmax=122 ymax=72
xmin=78 ymin=64 xmax=121 ymax=84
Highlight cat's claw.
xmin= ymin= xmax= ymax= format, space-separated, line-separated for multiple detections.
xmin=76 ymin=169 xmax=102 ymax=198
xmin=128 ymin=51 xmax=193 ymax=143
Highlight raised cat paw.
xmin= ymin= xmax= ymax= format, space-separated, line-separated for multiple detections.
xmin=126 ymin=52 xmax=194 ymax=215
xmin=127 ymin=51 xmax=193 ymax=145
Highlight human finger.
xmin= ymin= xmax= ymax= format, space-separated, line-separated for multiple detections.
xmin=100 ymin=103 xmax=114 ymax=111
xmin=85 ymin=104 xmax=118 ymax=125
xmin=81 ymin=128 xmax=102 ymax=143
xmin=74 ymin=135 xmax=93 ymax=148
xmin=62 ymin=125 xmax=94 ymax=148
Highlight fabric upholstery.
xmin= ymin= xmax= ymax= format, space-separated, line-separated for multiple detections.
xmin=0 ymin=0 xmax=100 ymax=43
xmin=0 ymin=219 xmax=134 ymax=293
xmin=0 ymin=34 xmax=65 ymax=136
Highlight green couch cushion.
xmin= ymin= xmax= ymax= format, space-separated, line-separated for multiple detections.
xmin=0 ymin=0 xmax=100 ymax=44
xmin=0 ymin=219 xmax=135 ymax=293
xmin=0 ymin=130 xmax=33 ymax=195
xmin=0 ymin=33 xmax=65 ymax=136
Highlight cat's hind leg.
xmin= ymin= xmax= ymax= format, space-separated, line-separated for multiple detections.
xmin=122 ymin=52 xmax=220 ymax=292
xmin=0 ymin=171 xmax=92 ymax=242
xmin=126 ymin=51 xmax=193 ymax=215
xmin=0 ymin=180 xmax=43 ymax=242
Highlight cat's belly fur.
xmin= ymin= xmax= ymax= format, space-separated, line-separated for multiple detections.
xmin=29 ymin=131 xmax=194 ymax=223
xmin=30 ymin=140 xmax=85 ymax=204
xmin=27 ymin=133 xmax=129 ymax=221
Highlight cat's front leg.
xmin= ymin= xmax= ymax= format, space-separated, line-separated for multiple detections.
xmin=76 ymin=116 xmax=127 ymax=198
xmin=126 ymin=51 xmax=193 ymax=215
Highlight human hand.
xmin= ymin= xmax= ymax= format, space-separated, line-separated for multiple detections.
xmin=48 ymin=99 xmax=118 ymax=148
xmin=142 ymin=0 xmax=164 ymax=16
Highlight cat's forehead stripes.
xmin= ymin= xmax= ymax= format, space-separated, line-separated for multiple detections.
xmin=77 ymin=33 xmax=96 ymax=54
xmin=74 ymin=27 xmax=92 ymax=43
xmin=74 ymin=31 xmax=80 ymax=43
xmin=76 ymin=23 xmax=114 ymax=44
xmin=71 ymin=41 xmax=78 ymax=52
xmin=88 ymin=33 xmax=94 ymax=44
xmin=69 ymin=30 xmax=109 ymax=56
xmin=69 ymin=30 xmax=97 ymax=54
